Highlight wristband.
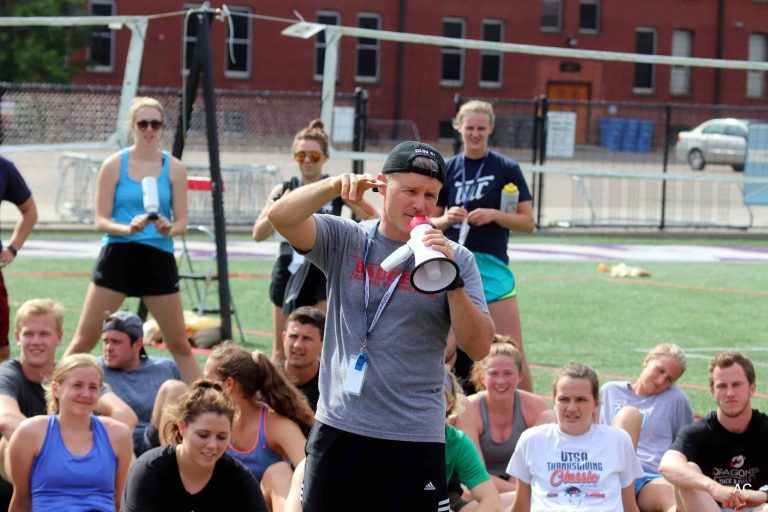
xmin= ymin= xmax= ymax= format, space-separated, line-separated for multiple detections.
xmin=445 ymin=273 xmax=464 ymax=291
xmin=6 ymin=244 xmax=17 ymax=257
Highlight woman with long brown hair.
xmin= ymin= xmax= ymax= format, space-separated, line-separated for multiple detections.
xmin=203 ymin=342 xmax=312 ymax=512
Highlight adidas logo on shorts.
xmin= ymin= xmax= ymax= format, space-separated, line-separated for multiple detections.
xmin=424 ymin=481 xmax=436 ymax=491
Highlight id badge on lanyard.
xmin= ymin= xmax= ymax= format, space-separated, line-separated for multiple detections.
xmin=345 ymin=223 xmax=406 ymax=396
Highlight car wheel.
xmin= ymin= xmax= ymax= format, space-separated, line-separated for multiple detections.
xmin=732 ymin=164 xmax=744 ymax=172
xmin=688 ymin=149 xmax=705 ymax=170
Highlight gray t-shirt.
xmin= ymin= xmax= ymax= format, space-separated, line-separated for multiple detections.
xmin=599 ymin=380 xmax=694 ymax=473
xmin=306 ymin=216 xmax=488 ymax=443
xmin=99 ymin=356 xmax=181 ymax=448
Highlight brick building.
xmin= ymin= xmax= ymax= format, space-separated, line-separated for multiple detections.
xmin=78 ymin=0 xmax=768 ymax=141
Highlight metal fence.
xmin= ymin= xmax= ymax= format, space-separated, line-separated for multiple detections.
xmin=456 ymin=95 xmax=768 ymax=230
xmin=0 ymin=82 xmax=359 ymax=152
xmin=56 ymin=152 xmax=280 ymax=225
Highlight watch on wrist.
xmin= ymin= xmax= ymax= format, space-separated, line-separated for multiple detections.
xmin=6 ymin=244 xmax=17 ymax=257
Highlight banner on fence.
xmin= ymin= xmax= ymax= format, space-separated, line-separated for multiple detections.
xmin=745 ymin=122 xmax=768 ymax=205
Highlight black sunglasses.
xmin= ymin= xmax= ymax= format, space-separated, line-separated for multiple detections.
xmin=137 ymin=119 xmax=164 ymax=130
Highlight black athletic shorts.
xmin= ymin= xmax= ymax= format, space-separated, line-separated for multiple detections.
xmin=93 ymin=242 xmax=180 ymax=297
xmin=268 ymin=254 xmax=327 ymax=307
xmin=302 ymin=421 xmax=448 ymax=512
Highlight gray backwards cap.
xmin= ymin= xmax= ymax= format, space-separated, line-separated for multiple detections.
xmin=103 ymin=310 xmax=147 ymax=358
xmin=381 ymin=141 xmax=445 ymax=183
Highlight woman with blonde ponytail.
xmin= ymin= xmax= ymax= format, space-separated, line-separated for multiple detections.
xmin=7 ymin=354 xmax=133 ymax=512
xmin=203 ymin=342 xmax=311 ymax=512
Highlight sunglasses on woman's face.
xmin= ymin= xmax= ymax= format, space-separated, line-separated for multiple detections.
xmin=294 ymin=150 xmax=323 ymax=163
xmin=136 ymin=119 xmax=164 ymax=131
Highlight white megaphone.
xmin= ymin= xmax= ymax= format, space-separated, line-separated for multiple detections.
xmin=141 ymin=176 xmax=160 ymax=220
xmin=380 ymin=215 xmax=459 ymax=294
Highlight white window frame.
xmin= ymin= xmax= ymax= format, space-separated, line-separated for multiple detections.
xmin=747 ymin=33 xmax=767 ymax=98
xmin=440 ymin=17 xmax=465 ymax=87
xmin=480 ymin=19 xmax=504 ymax=88
xmin=633 ymin=27 xmax=657 ymax=94
xmin=224 ymin=6 xmax=252 ymax=79
xmin=355 ymin=13 xmax=381 ymax=83
xmin=87 ymin=0 xmax=116 ymax=73
xmin=578 ymin=0 xmax=600 ymax=34
xmin=314 ymin=10 xmax=341 ymax=81
xmin=670 ymin=29 xmax=693 ymax=96
xmin=541 ymin=0 xmax=563 ymax=32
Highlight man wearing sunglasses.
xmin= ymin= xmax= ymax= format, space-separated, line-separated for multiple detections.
xmin=268 ymin=141 xmax=494 ymax=511
xmin=0 ymin=156 xmax=37 ymax=362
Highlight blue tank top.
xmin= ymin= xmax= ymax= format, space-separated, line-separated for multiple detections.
xmin=226 ymin=403 xmax=286 ymax=481
xmin=30 ymin=415 xmax=117 ymax=512
xmin=103 ymin=148 xmax=174 ymax=253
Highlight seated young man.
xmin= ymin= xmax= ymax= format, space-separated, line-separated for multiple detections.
xmin=99 ymin=311 xmax=187 ymax=455
xmin=281 ymin=306 xmax=323 ymax=412
xmin=660 ymin=352 xmax=768 ymax=512
xmin=599 ymin=343 xmax=694 ymax=512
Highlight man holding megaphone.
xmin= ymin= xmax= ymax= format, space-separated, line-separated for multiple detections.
xmin=268 ymin=141 xmax=494 ymax=511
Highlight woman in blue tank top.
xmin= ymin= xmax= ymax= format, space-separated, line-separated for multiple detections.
xmin=434 ymin=100 xmax=535 ymax=392
xmin=203 ymin=343 xmax=314 ymax=509
xmin=6 ymin=354 xmax=133 ymax=511
xmin=252 ymin=119 xmax=377 ymax=364
xmin=65 ymin=97 xmax=201 ymax=385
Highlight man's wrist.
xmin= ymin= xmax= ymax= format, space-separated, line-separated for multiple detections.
xmin=759 ymin=484 xmax=768 ymax=503
xmin=445 ymin=273 xmax=464 ymax=291
xmin=6 ymin=244 xmax=17 ymax=257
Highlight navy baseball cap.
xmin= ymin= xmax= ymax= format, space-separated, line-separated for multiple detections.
xmin=382 ymin=141 xmax=445 ymax=183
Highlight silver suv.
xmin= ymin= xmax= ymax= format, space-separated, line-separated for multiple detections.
xmin=675 ymin=118 xmax=748 ymax=172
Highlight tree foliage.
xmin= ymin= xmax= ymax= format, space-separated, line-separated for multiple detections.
xmin=0 ymin=0 xmax=91 ymax=83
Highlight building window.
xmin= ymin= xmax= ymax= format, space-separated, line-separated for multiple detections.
xmin=747 ymin=34 xmax=767 ymax=98
xmin=356 ymin=13 xmax=381 ymax=82
xmin=541 ymin=0 xmax=562 ymax=32
xmin=315 ymin=11 xmax=340 ymax=80
xmin=670 ymin=30 xmax=693 ymax=96
xmin=88 ymin=0 xmax=115 ymax=72
xmin=579 ymin=0 xmax=600 ymax=33
xmin=441 ymin=18 xmax=465 ymax=86
xmin=224 ymin=7 xmax=251 ymax=78
xmin=480 ymin=20 xmax=503 ymax=88
xmin=633 ymin=28 xmax=656 ymax=93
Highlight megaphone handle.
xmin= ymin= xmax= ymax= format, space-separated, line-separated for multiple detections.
xmin=380 ymin=244 xmax=413 ymax=272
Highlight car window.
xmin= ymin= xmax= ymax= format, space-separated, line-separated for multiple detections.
xmin=702 ymin=124 xmax=725 ymax=135
xmin=725 ymin=125 xmax=747 ymax=138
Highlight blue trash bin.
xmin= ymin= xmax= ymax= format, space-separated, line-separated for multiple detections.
xmin=600 ymin=118 xmax=625 ymax=150
xmin=636 ymin=120 xmax=655 ymax=153
xmin=621 ymin=119 xmax=640 ymax=151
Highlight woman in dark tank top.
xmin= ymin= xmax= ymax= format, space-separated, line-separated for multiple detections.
xmin=454 ymin=336 xmax=553 ymax=497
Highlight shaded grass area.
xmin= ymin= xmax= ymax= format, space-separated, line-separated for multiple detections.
xmin=5 ymin=255 xmax=767 ymax=414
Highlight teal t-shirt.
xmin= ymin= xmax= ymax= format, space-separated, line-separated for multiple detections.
xmin=445 ymin=425 xmax=491 ymax=490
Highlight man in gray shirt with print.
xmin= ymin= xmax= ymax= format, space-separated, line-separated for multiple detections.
xmin=269 ymin=141 xmax=494 ymax=511
xmin=99 ymin=311 xmax=187 ymax=455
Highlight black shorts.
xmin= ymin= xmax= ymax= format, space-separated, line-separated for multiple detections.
xmin=93 ymin=242 xmax=180 ymax=297
xmin=302 ymin=422 xmax=448 ymax=512
xmin=268 ymin=254 xmax=327 ymax=307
